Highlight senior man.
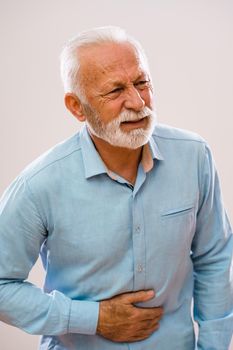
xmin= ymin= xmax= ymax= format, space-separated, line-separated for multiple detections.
xmin=0 ymin=26 xmax=232 ymax=350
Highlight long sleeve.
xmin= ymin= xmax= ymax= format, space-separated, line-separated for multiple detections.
xmin=0 ymin=176 xmax=99 ymax=335
xmin=192 ymin=144 xmax=233 ymax=349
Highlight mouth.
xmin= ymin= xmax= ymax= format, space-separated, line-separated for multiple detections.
xmin=120 ymin=117 xmax=148 ymax=130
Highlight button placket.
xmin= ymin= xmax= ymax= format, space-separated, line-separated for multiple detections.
xmin=132 ymin=192 xmax=146 ymax=290
xmin=137 ymin=264 xmax=144 ymax=273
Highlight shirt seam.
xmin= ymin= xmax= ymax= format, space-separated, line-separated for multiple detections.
xmin=153 ymin=134 xmax=206 ymax=144
xmin=198 ymin=143 xmax=209 ymax=210
xmin=25 ymin=179 xmax=48 ymax=232
xmin=67 ymin=298 xmax=72 ymax=333
xmin=25 ymin=148 xmax=82 ymax=182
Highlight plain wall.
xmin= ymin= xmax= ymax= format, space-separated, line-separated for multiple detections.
xmin=0 ymin=0 xmax=232 ymax=349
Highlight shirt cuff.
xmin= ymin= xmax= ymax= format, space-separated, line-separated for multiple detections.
xmin=68 ymin=300 xmax=99 ymax=335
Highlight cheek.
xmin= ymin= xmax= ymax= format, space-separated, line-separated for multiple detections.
xmin=99 ymin=102 xmax=123 ymax=123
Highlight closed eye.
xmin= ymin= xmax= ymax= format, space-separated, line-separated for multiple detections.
xmin=108 ymin=87 xmax=124 ymax=94
xmin=134 ymin=80 xmax=149 ymax=88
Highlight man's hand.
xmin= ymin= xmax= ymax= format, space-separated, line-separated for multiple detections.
xmin=97 ymin=290 xmax=163 ymax=342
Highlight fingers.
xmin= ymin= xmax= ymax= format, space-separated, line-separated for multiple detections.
xmin=116 ymin=290 xmax=163 ymax=323
xmin=135 ymin=306 xmax=164 ymax=321
xmin=140 ymin=317 xmax=161 ymax=331
xmin=119 ymin=290 xmax=155 ymax=304
xmin=97 ymin=290 xmax=163 ymax=343
xmin=133 ymin=318 xmax=160 ymax=341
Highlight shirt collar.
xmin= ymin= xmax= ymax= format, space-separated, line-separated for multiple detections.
xmin=79 ymin=124 xmax=164 ymax=179
xmin=142 ymin=135 xmax=164 ymax=172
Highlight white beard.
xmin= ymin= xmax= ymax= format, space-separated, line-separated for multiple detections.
xmin=84 ymin=105 xmax=157 ymax=149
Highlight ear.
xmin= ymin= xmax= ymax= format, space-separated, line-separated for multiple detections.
xmin=64 ymin=93 xmax=86 ymax=122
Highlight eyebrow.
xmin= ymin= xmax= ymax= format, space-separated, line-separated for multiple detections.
xmin=101 ymin=73 xmax=149 ymax=92
xmin=101 ymin=80 xmax=125 ymax=90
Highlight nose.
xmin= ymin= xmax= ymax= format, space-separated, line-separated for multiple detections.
xmin=124 ymin=86 xmax=145 ymax=111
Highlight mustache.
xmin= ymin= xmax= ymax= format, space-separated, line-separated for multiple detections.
xmin=113 ymin=107 xmax=153 ymax=124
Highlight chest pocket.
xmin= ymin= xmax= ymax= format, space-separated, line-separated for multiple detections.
xmin=160 ymin=204 xmax=196 ymax=250
xmin=161 ymin=205 xmax=194 ymax=218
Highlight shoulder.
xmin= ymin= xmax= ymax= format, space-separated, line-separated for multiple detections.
xmin=20 ymin=132 xmax=82 ymax=182
xmin=152 ymin=123 xmax=206 ymax=144
xmin=152 ymin=123 xmax=210 ymax=164
xmin=0 ymin=132 xmax=83 ymax=220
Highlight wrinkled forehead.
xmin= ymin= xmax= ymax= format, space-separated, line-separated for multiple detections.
xmin=78 ymin=42 xmax=149 ymax=86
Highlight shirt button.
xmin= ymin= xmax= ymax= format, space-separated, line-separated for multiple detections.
xmin=137 ymin=264 xmax=144 ymax=272
xmin=135 ymin=225 xmax=141 ymax=233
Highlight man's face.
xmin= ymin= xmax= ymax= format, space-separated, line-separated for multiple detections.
xmin=78 ymin=42 xmax=156 ymax=149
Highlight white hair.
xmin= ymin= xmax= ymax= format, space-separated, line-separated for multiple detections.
xmin=60 ymin=26 xmax=150 ymax=101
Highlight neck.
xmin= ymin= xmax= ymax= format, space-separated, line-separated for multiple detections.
xmin=89 ymin=132 xmax=142 ymax=185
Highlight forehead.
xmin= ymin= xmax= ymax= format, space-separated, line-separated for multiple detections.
xmin=78 ymin=42 xmax=149 ymax=90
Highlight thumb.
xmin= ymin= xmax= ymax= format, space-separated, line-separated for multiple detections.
xmin=120 ymin=290 xmax=155 ymax=304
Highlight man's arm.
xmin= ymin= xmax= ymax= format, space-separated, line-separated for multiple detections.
xmin=0 ymin=175 xmax=163 ymax=341
xmin=192 ymin=144 xmax=233 ymax=349
xmin=0 ymin=176 xmax=99 ymax=335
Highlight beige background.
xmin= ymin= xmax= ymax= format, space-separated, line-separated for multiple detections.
xmin=0 ymin=0 xmax=232 ymax=349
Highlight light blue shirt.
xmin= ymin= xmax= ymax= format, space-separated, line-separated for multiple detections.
xmin=0 ymin=124 xmax=232 ymax=350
